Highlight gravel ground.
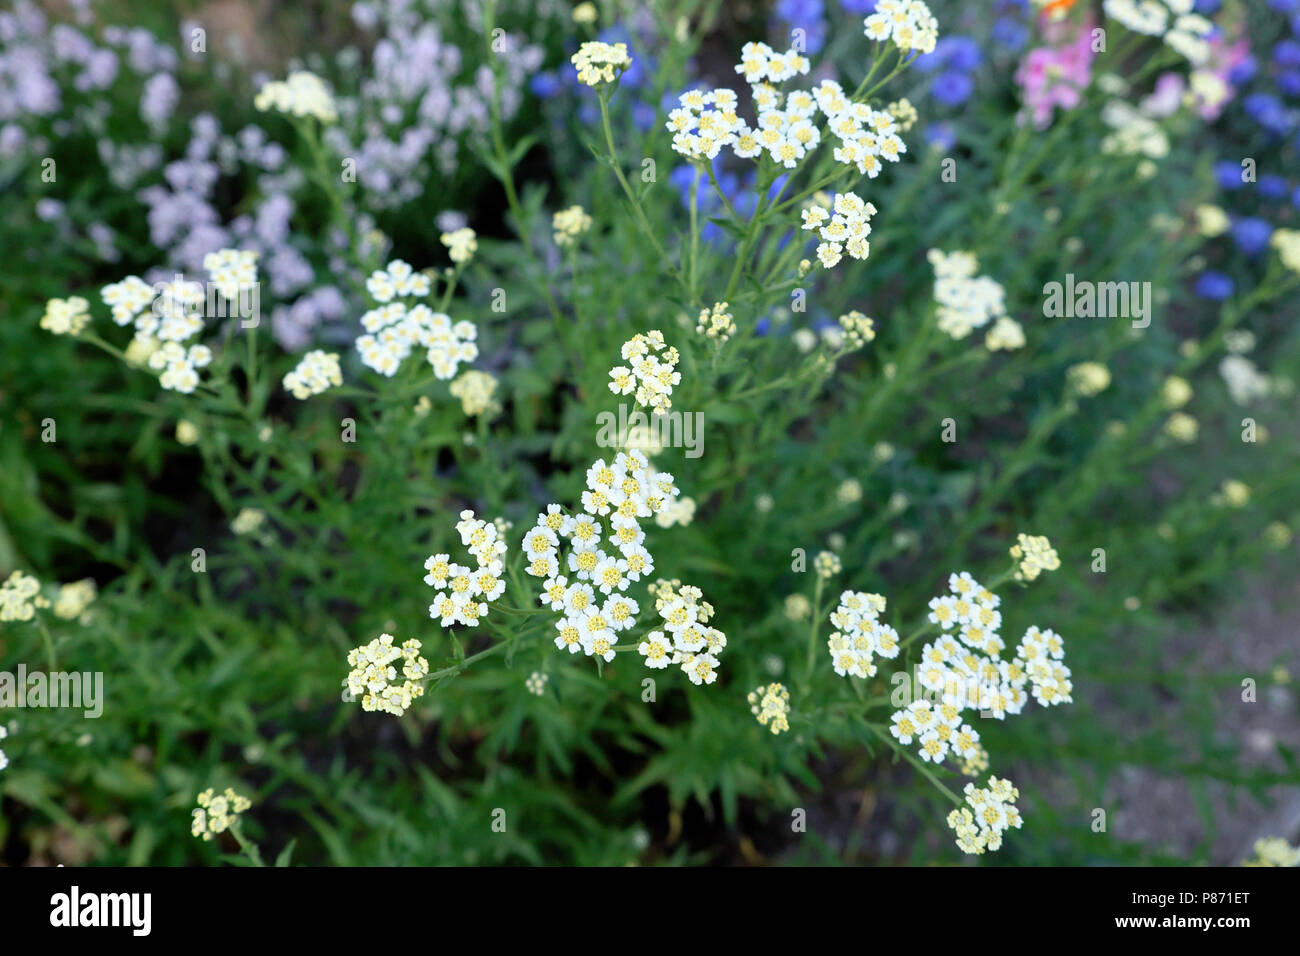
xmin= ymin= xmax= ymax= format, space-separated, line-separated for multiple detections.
xmin=1101 ymin=570 xmax=1300 ymax=864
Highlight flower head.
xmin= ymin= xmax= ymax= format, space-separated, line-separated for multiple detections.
xmin=40 ymin=297 xmax=90 ymax=336
xmin=864 ymin=1 xmax=940 ymax=54
xmin=571 ymin=41 xmax=632 ymax=87
xmin=553 ymin=206 xmax=593 ymax=246
xmin=1067 ymin=362 xmax=1111 ymax=397
xmin=449 ymin=370 xmax=500 ymax=417
xmin=254 ymin=70 xmax=338 ymax=123
xmin=946 ymin=776 xmax=1023 ymax=854
xmin=609 ymin=332 xmax=680 ymax=415
xmin=748 ymin=683 xmax=792 ymax=734
xmin=344 ymin=633 xmax=430 ymax=716
xmin=283 ymin=350 xmax=343 ymax=399
xmin=1010 ymin=534 xmax=1061 ymax=581
xmin=191 ymin=787 xmax=252 ymax=841
xmin=0 ymin=571 xmax=44 ymax=623
xmin=441 ymin=228 xmax=478 ymax=265
xmin=697 ymin=302 xmax=736 ymax=342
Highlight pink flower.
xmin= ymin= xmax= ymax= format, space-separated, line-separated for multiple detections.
xmin=1015 ymin=19 xmax=1096 ymax=129
xmin=1189 ymin=35 xmax=1250 ymax=120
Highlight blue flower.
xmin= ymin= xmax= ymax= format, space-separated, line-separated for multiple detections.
xmin=1230 ymin=217 xmax=1273 ymax=256
xmin=1278 ymin=70 xmax=1300 ymax=96
xmin=839 ymin=0 xmax=877 ymax=12
xmin=1259 ymin=174 xmax=1289 ymax=200
xmin=530 ymin=71 xmax=562 ymax=99
xmin=916 ymin=35 xmax=982 ymax=73
xmin=632 ymin=102 xmax=657 ymax=132
xmin=774 ymin=0 xmax=829 ymax=54
xmin=1194 ymin=271 xmax=1234 ymax=300
xmin=1195 ymin=0 xmax=1222 ymax=11
xmin=1243 ymin=93 xmax=1290 ymax=135
xmin=992 ymin=18 xmax=1029 ymax=52
xmin=942 ymin=36 xmax=983 ymax=71
xmin=932 ymin=70 xmax=975 ymax=106
xmin=1293 ymin=184 xmax=1300 ymax=209
xmin=1214 ymin=160 xmax=1247 ymax=190
xmin=1268 ymin=0 xmax=1300 ymax=14
xmin=1228 ymin=56 xmax=1257 ymax=86
xmin=1275 ymin=39 xmax=1300 ymax=68
xmin=925 ymin=123 xmax=957 ymax=151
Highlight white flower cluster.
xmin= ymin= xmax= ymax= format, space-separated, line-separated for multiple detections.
xmin=344 ymin=633 xmax=430 ymax=716
xmin=1102 ymin=0 xmax=1213 ymax=64
xmin=863 ymin=0 xmax=940 ymax=54
xmin=1219 ymin=355 xmax=1271 ymax=406
xmin=1009 ymin=533 xmax=1061 ymax=581
xmin=98 ymin=249 xmax=258 ymax=394
xmin=39 ymin=297 xmax=90 ymax=336
xmin=571 ymin=40 xmax=632 ymax=87
xmin=826 ymin=590 xmax=900 ymax=678
xmin=985 ymin=315 xmax=1026 ymax=352
xmin=607 ymin=331 xmax=681 ymax=415
xmin=52 ymin=579 xmax=97 ymax=621
xmin=638 ymin=580 xmax=729 ymax=686
xmin=802 ymin=192 xmax=877 ymax=269
xmin=100 ymin=276 xmax=156 ymax=327
xmin=749 ymin=682 xmax=792 ymax=734
xmin=365 ymin=259 xmax=431 ymax=302
xmin=946 ymin=777 xmax=1023 ymax=855
xmin=283 ymin=350 xmax=343 ymax=399
xmin=440 ymin=228 xmax=478 ymax=265
xmin=356 ymin=260 xmax=477 ymax=380
xmin=0 ymin=725 xmax=9 ymax=773
xmin=191 ymin=787 xmax=252 ymax=841
xmin=927 ymin=249 xmax=1008 ymax=340
xmin=697 ymin=302 xmax=736 ymax=342
xmin=553 ymin=206 xmax=592 ymax=247
xmin=203 ymin=249 xmax=259 ymax=300
xmin=425 ymin=510 xmax=508 ymax=629
xmin=0 ymin=570 xmax=42 ymax=623
xmin=887 ymin=572 xmax=1072 ymax=770
xmin=253 ymin=70 xmax=339 ymax=123
xmin=525 ymin=451 xmax=680 ymax=664
xmin=667 ymin=45 xmax=908 ymax=178
xmin=146 ymin=342 xmax=213 ymax=393
xmin=1100 ymin=101 xmax=1170 ymax=159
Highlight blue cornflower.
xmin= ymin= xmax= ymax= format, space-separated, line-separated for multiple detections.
xmin=916 ymin=36 xmax=982 ymax=73
xmin=1214 ymin=160 xmax=1247 ymax=190
xmin=1231 ymin=217 xmax=1273 ymax=256
xmin=932 ymin=71 xmax=975 ymax=106
xmin=1228 ymin=56 xmax=1257 ymax=86
xmin=1275 ymin=39 xmax=1300 ymax=68
xmin=1194 ymin=271 xmax=1235 ymax=300
xmin=530 ymin=71 xmax=563 ymax=99
xmin=1259 ymin=174 xmax=1289 ymax=200
xmin=925 ymin=123 xmax=957 ymax=151
xmin=1277 ymin=70 xmax=1300 ymax=96
xmin=1243 ymin=93 xmax=1290 ymax=135
xmin=992 ymin=18 xmax=1029 ymax=52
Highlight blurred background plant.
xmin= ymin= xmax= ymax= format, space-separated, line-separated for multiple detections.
xmin=1 ymin=0 xmax=1297 ymax=865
